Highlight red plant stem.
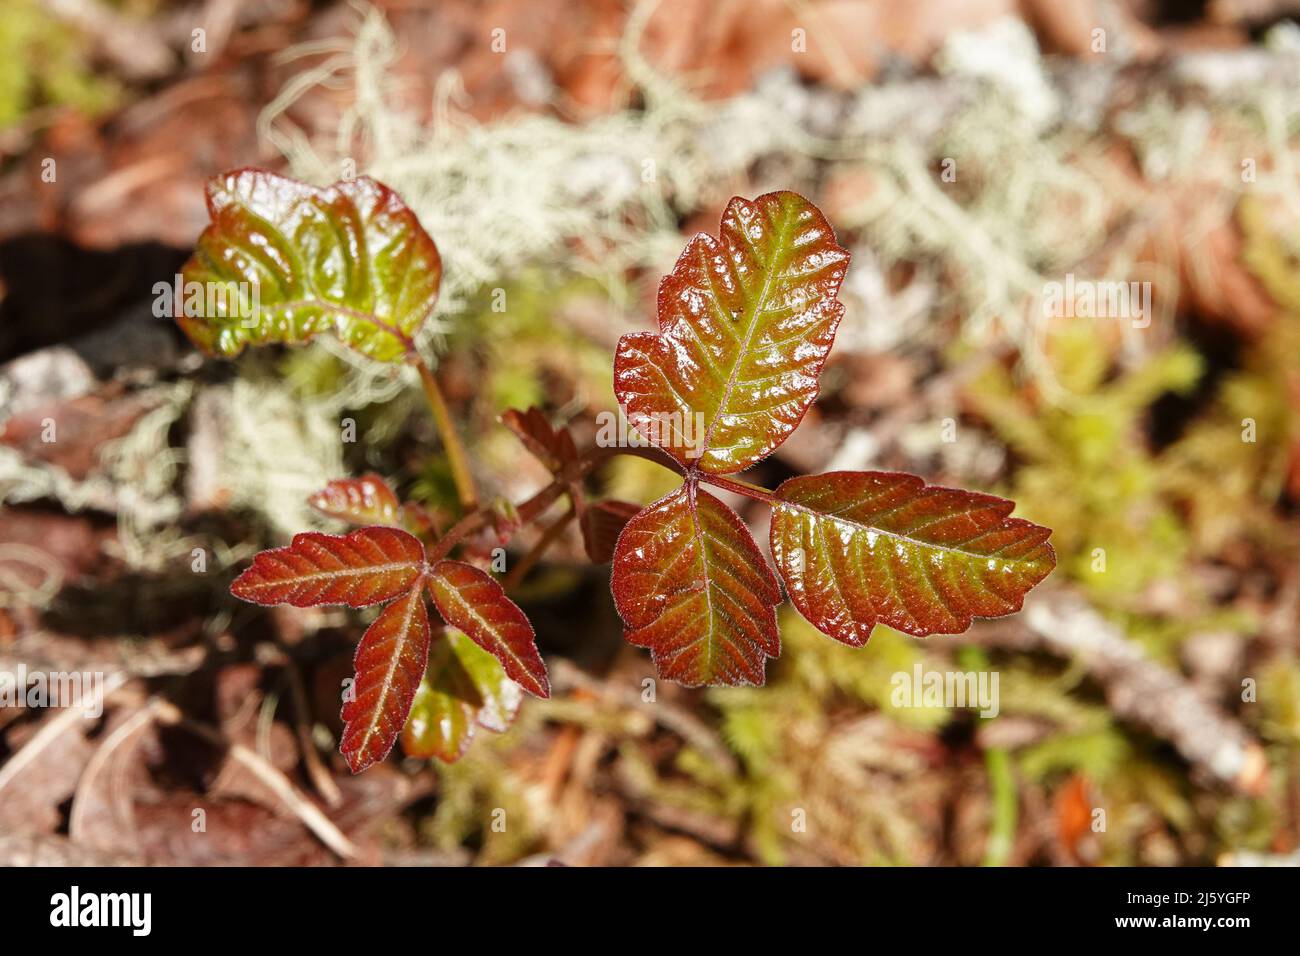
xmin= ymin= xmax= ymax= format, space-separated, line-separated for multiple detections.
xmin=427 ymin=444 xmax=680 ymax=563
xmin=424 ymin=442 xmax=786 ymax=567
xmin=410 ymin=353 xmax=479 ymax=511
xmin=697 ymin=471 xmax=782 ymax=505
xmin=502 ymin=507 xmax=576 ymax=590
xmin=426 ymin=509 xmax=491 ymax=563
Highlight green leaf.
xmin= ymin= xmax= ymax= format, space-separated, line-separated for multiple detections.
xmin=613 ymin=191 xmax=849 ymax=474
xmin=401 ymin=627 xmax=522 ymax=763
xmin=177 ymin=168 xmax=442 ymax=362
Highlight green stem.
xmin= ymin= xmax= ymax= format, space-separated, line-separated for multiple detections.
xmin=411 ymin=354 xmax=478 ymax=511
xmin=982 ymin=747 xmax=1018 ymax=867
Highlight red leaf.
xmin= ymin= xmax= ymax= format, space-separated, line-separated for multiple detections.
xmin=500 ymin=407 xmax=578 ymax=474
xmin=340 ymin=585 xmax=431 ymax=773
xmin=579 ymin=499 xmax=642 ymax=563
xmin=769 ymin=472 xmax=1056 ymax=644
xmin=614 ymin=191 xmax=849 ymax=475
xmin=308 ymin=474 xmax=403 ymax=526
xmin=425 ymin=560 xmax=550 ymax=698
xmin=230 ymin=526 xmax=425 ymax=608
xmin=611 ymin=483 xmax=780 ymax=686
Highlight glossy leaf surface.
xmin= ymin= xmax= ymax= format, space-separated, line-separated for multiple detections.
xmin=613 ymin=191 xmax=849 ymax=474
xmin=230 ymin=526 xmax=424 ymax=608
xmin=500 ymin=406 xmax=577 ymax=474
xmin=401 ymin=627 xmax=521 ymax=763
xmin=579 ymin=499 xmax=642 ymax=564
xmin=611 ymin=484 xmax=780 ymax=686
xmin=178 ymin=169 xmax=441 ymax=362
xmin=426 ymin=560 xmax=550 ymax=698
xmin=769 ymin=472 xmax=1056 ymax=644
xmin=308 ymin=474 xmax=402 ymax=527
xmin=339 ymin=585 xmax=431 ymax=772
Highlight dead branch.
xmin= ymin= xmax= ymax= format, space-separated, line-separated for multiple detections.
xmin=972 ymin=591 xmax=1269 ymax=794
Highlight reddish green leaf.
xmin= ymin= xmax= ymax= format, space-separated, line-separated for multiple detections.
xmin=611 ymin=483 xmax=780 ymax=686
xmin=340 ymin=585 xmax=431 ymax=773
xmin=769 ymin=472 xmax=1056 ymax=644
xmin=579 ymin=499 xmax=641 ymax=563
xmin=230 ymin=526 xmax=425 ymax=608
xmin=177 ymin=169 xmax=441 ymax=362
xmin=500 ymin=406 xmax=578 ymax=474
xmin=401 ymin=626 xmax=522 ymax=763
xmin=426 ymin=560 xmax=550 ymax=698
xmin=614 ymin=191 xmax=849 ymax=475
xmin=486 ymin=496 xmax=522 ymax=543
xmin=308 ymin=474 xmax=402 ymax=527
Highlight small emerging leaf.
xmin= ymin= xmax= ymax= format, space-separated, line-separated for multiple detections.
xmin=340 ymin=585 xmax=431 ymax=773
xmin=579 ymin=499 xmax=641 ymax=563
xmin=611 ymin=483 xmax=780 ymax=686
xmin=426 ymin=560 xmax=550 ymax=698
xmin=309 ymin=474 xmax=402 ymax=526
xmin=178 ymin=169 xmax=441 ymax=362
xmin=500 ymin=407 xmax=578 ymax=474
xmin=401 ymin=627 xmax=522 ymax=763
xmin=487 ymin=497 xmax=522 ymax=543
xmin=614 ymin=191 xmax=849 ymax=474
xmin=769 ymin=472 xmax=1056 ymax=644
xmin=230 ymin=526 xmax=425 ymax=608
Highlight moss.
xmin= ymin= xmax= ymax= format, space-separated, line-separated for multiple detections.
xmin=965 ymin=327 xmax=1201 ymax=601
xmin=1240 ymin=194 xmax=1300 ymax=313
xmin=1162 ymin=198 xmax=1300 ymax=551
xmin=423 ymin=713 xmax=542 ymax=863
xmin=0 ymin=0 xmax=120 ymax=129
xmin=448 ymin=270 xmax=615 ymax=418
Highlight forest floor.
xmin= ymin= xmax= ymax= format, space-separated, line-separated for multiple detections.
xmin=0 ymin=0 xmax=1298 ymax=866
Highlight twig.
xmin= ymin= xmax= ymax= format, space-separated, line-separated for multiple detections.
xmin=0 ymin=672 xmax=127 ymax=797
xmin=428 ymin=443 xmax=677 ymax=563
xmin=971 ymin=591 xmax=1270 ymax=794
xmin=503 ymin=507 xmax=576 ymax=590
xmin=550 ymin=659 xmax=738 ymax=776
xmin=281 ymin=659 xmax=343 ymax=808
xmin=152 ymin=699 xmax=359 ymax=861
xmin=68 ymin=701 xmax=157 ymax=847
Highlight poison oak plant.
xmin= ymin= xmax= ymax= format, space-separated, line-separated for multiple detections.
xmin=176 ymin=169 xmax=1056 ymax=772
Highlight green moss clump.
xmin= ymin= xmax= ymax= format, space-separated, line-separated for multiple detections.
xmin=965 ymin=324 xmax=1201 ymax=601
xmin=0 ymin=0 xmax=120 ymax=129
